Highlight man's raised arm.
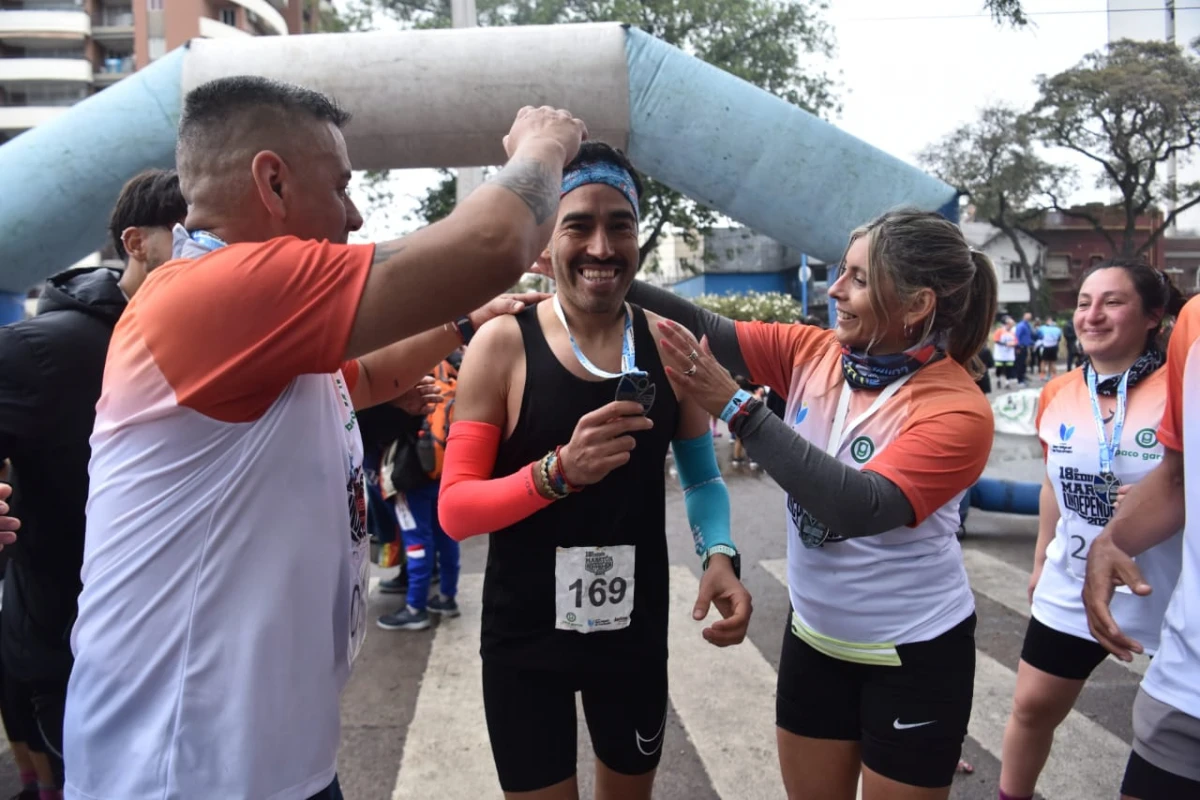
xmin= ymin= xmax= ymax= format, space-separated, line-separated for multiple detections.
xmin=345 ymin=107 xmax=586 ymax=359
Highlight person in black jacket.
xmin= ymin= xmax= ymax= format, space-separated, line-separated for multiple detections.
xmin=0 ymin=169 xmax=185 ymax=792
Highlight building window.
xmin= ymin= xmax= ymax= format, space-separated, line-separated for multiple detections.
xmin=147 ymin=0 xmax=164 ymax=9
xmin=148 ymin=36 xmax=166 ymax=61
xmin=1044 ymin=254 xmax=1071 ymax=279
xmin=220 ymin=7 xmax=238 ymax=26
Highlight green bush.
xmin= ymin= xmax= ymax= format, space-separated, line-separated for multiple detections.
xmin=692 ymin=291 xmax=804 ymax=323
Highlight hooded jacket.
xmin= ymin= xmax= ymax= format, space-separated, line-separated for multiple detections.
xmin=0 ymin=267 xmax=126 ymax=683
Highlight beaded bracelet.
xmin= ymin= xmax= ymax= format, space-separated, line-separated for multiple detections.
xmin=551 ymin=446 xmax=581 ymax=494
xmin=536 ymin=452 xmax=569 ymax=500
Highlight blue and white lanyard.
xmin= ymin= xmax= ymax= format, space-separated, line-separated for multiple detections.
xmin=190 ymin=230 xmax=228 ymax=252
xmin=552 ymin=294 xmax=645 ymax=378
xmin=1086 ymin=367 xmax=1129 ymax=476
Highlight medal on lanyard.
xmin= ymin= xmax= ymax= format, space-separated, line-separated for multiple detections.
xmin=552 ymin=295 xmax=656 ymax=414
xmin=1086 ymin=367 xmax=1128 ymax=512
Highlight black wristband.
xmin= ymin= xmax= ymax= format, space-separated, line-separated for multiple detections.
xmin=455 ymin=315 xmax=476 ymax=345
xmin=728 ymin=397 xmax=763 ymax=437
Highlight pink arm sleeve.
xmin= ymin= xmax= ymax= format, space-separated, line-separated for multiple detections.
xmin=437 ymin=420 xmax=553 ymax=541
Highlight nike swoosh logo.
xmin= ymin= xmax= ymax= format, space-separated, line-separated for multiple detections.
xmin=893 ymin=718 xmax=937 ymax=730
xmin=635 ymin=712 xmax=668 ymax=756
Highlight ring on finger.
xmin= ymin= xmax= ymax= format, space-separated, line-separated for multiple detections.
xmin=687 ymin=349 xmax=700 ymax=362
xmin=684 ymin=365 xmax=698 ymax=376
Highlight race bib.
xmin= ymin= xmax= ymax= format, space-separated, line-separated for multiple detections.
xmin=394 ymin=495 xmax=417 ymax=531
xmin=555 ymin=545 xmax=635 ymax=633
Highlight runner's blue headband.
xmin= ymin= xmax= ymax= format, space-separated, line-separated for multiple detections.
xmin=561 ymin=160 xmax=639 ymax=220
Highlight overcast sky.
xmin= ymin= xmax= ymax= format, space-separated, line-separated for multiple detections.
xmin=342 ymin=0 xmax=1200 ymax=242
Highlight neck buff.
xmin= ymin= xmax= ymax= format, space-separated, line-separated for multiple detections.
xmin=561 ymin=160 xmax=639 ymax=219
xmin=1083 ymin=347 xmax=1165 ymax=396
xmin=841 ymin=332 xmax=947 ymax=390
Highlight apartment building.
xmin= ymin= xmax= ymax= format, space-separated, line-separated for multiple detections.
xmin=0 ymin=0 xmax=326 ymax=146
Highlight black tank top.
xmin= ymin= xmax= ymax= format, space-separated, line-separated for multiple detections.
xmin=481 ymin=304 xmax=679 ymax=671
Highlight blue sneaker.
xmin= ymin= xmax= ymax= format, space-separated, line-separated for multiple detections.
xmin=376 ymin=605 xmax=430 ymax=631
xmin=427 ymin=595 xmax=460 ymax=617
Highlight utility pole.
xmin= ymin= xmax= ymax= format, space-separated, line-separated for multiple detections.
xmin=1166 ymin=0 xmax=1178 ymax=234
xmin=452 ymin=0 xmax=484 ymax=206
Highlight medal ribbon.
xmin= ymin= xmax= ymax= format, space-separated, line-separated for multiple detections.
xmin=552 ymin=294 xmax=645 ymax=379
xmin=1086 ymin=366 xmax=1129 ymax=477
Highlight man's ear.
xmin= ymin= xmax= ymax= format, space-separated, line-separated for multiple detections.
xmin=532 ymin=248 xmax=553 ymax=278
xmin=250 ymin=150 xmax=289 ymax=221
xmin=121 ymin=227 xmax=146 ymax=262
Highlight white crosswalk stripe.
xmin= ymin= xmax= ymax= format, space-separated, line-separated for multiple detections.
xmin=391 ymin=574 xmax=496 ymax=800
xmin=666 ymin=565 xmax=784 ymax=799
xmin=970 ymin=651 xmax=1129 ymax=800
xmin=961 ymin=548 xmax=1150 ymax=676
xmin=386 ymin=550 xmax=1139 ymax=800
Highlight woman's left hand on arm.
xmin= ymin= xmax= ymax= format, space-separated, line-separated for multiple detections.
xmin=656 ymin=320 xmax=741 ymax=417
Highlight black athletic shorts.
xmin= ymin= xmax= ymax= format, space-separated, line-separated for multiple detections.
xmin=1020 ymin=615 xmax=1109 ymax=681
xmin=1122 ymin=750 xmax=1200 ymax=799
xmin=776 ymin=613 xmax=976 ymax=789
xmin=1043 ymin=345 xmax=1060 ymax=361
xmin=482 ymin=659 xmax=668 ymax=792
xmin=0 ymin=670 xmax=66 ymax=786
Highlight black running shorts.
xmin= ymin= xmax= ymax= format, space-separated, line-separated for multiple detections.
xmin=482 ymin=659 xmax=668 ymax=793
xmin=1020 ymin=615 xmax=1110 ymax=681
xmin=776 ymin=613 xmax=976 ymax=789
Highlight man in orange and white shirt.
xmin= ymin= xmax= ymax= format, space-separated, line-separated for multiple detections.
xmin=62 ymin=77 xmax=586 ymax=800
xmin=1085 ymin=295 xmax=1200 ymax=799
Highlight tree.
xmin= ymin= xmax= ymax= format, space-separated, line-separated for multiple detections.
xmin=982 ymin=0 xmax=1029 ymax=27
xmin=1032 ymin=38 xmax=1200 ymax=256
xmin=359 ymin=0 xmax=839 ymax=264
xmin=919 ymin=105 xmax=1072 ymax=316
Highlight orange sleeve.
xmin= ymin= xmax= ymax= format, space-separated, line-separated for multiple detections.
xmin=733 ymin=321 xmax=834 ymax=397
xmin=1158 ymin=298 xmax=1200 ymax=452
xmin=438 ymin=421 xmax=553 ymax=540
xmin=137 ymin=237 xmax=373 ymax=422
xmin=865 ymin=390 xmax=993 ymax=526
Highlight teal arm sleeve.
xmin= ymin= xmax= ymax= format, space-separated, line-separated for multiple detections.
xmin=671 ymin=432 xmax=734 ymax=557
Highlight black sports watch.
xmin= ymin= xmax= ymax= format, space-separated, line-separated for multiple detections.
xmin=702 ymin=545 xmax=741 ymax=580
xmin=455 ymin=315 xmax=476 ymax=345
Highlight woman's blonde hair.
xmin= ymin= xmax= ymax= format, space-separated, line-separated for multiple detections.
xmin=842 ymin=209 xmax=999 ymax=376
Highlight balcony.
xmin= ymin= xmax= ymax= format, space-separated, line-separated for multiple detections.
xmin=92 ymin=53 xmax=131 ymax=85
xmin=231 ymin=0 xmax=287 ymax=36
xmin=198 ymin=16 xmax=250 ymax=40
xmin=0 ymin=8 xmax=90 ymax=41
xmin=0 ymin=55 xmax=91 ymax=82
xmin=0 ymin=103 xmax=68 ymax=131
xmin=91 ymin=5 xmax=132 ymax=42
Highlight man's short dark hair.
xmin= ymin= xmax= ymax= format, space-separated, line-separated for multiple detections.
xmin=108 ymin=169 xmax=187 ymax=260
xmin=565 ymin=141 xmax=645 ymax=202
xmin=176 ymin=76 xmax=351 ymax=189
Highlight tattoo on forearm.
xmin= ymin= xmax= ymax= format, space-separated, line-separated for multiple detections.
xmin=491 ymin=158 xmax=559 ymax=225
xmin=372 ymin=240 xmax=407 ymax=266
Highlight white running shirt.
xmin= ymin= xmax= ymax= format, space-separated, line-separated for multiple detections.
xmin=64 ymin=236 xmax=374 ymax=800
xmin=1143 ymin=296 xmax=1200 ymax=720
xmin=1033 ymin=368 xmax=1182 ymax=651
xmin=735 ymin=323 xmax=992 ymax=662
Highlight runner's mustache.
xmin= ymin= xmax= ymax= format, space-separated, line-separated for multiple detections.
xmin=572 ymin=257 xmax=628 ymax=270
